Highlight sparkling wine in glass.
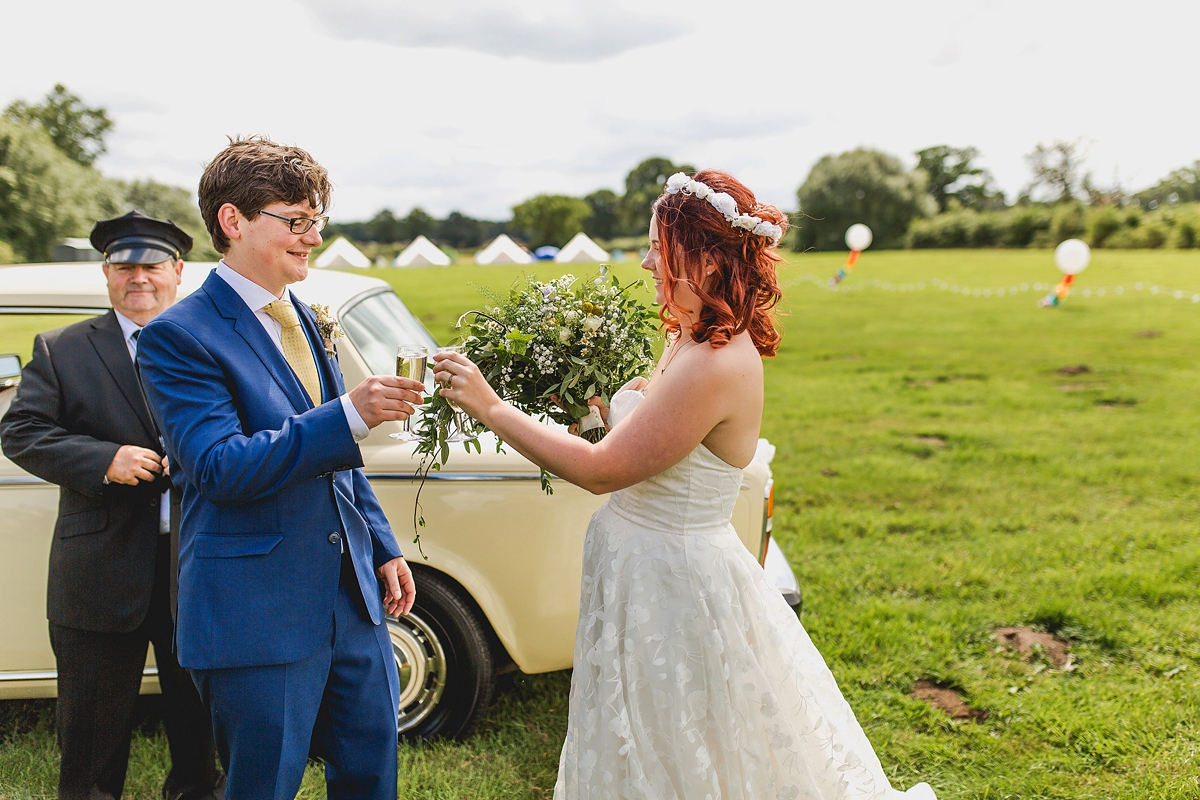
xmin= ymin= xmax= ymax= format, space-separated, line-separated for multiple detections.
xmin=390 ymin=345 xmax=427 ymax=441
xmin=437 ymin=345 xmax=478 ymax=443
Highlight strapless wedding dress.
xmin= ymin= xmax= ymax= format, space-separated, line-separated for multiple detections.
xmin=553 ymin=388 xmax=935 ymax=800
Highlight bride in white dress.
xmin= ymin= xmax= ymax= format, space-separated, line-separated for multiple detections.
xmin=434 ymin=170 xmax=935 ymax=800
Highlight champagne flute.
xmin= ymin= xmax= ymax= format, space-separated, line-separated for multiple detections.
xmin=437 ymin=345 xmax=478 ymax=443
xmin=390 ymin=345 xmax=428 ymax=441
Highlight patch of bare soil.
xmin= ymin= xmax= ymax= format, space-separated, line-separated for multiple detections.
xmin=1056 ymin=364 xmax=1090 ymax=375
xmin=912 ymin=436 xmax=946 ymax=448
xmin=910 ymin=681 xmax=988 ymax=721
xmin=994 ymin=627 xmax=1070 ymax=668
xmin=1135 ymin=330 xmax=1162 ymax=338
xmin=1095 ymin=397 xmax=1137 ymax=408
xmin=820 ymin=467 xmax=838 ymax=477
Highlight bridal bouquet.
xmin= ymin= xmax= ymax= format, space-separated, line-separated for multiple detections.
xmin=412 ymin=268 xmax=658 ymax=496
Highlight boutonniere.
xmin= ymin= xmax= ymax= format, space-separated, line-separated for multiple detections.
xmin=310 ymin=304 xmax=343 ymax=357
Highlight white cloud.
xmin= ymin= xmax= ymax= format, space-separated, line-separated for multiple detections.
xmin=299 ymin=0 xmax=690 ymax=63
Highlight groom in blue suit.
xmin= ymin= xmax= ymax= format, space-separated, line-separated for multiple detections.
xmin=137 ymin=137 xmax=421 ymax=800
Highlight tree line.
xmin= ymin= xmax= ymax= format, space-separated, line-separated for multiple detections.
xmin=2 ymin=85 xmax=1197 ymax=264
xmin=324 ymin=156 xmax=695 ymax=252
xmin=796 ymin=143 xmax=1200 ymax=251
xmin=0 ymin=85 xmax=218 ymax=264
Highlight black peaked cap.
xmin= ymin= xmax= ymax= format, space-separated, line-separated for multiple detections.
xmin=89 ymin=210 xmax=194 ymax=264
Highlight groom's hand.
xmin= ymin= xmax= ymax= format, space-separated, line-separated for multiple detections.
xmin=349 ymin=376 xmax=424 ymax=429
xmin=378 ymin=556 xmax=416 ymax=617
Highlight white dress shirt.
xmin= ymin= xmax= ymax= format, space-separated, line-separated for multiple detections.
xmin=113 ymin=309 xmax=171 ymax=534
xmin=214 ymin=262 xmax=369 ymax=441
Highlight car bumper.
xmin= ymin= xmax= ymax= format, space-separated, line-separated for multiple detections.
xmin=763 ymin=535 xmax=802 ymax=609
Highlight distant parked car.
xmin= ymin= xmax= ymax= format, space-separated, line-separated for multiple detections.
xmin=0 ymin=262 xmax=800 ymax=739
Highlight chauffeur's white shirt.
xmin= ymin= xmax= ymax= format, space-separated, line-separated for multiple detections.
xmin=113 ymin=308 xmax=171 ymax=534
xmin=214 ymin=262 xmax=369 ymax=441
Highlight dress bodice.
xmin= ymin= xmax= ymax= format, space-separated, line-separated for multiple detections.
xmin=605 ymin=388 xmax=743 ymax=533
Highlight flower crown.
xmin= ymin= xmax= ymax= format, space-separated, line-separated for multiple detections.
xmin=663 ymin=172 xmax=784 ymax=245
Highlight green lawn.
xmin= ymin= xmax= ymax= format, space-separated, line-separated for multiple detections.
xmin=3 ymin=249 xmax=1200 ymax=798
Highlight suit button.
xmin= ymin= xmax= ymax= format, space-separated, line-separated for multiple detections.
xmin=328 ymin=532 xmax=341 ymax=545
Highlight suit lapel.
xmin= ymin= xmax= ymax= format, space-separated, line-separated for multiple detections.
xmin=201 ymin=271 xmax=313 ymax=414
xmin=87 ymin=311 xmax=159 ymax=442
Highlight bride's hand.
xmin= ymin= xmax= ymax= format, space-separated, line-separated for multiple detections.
xmin=432 ymin=351 xmax=503 ymax=425
xmin=566 ymin=396 xmax=609 ymax=436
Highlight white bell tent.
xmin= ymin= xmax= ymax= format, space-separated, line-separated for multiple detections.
xmin=554 ymin=232 xmax=609 ymax=264
xmin=393 ymin=235 xmax=451 ymax=267
xmin=314 ymin=237 xmax=370 ymax=269
xmin=474 ymin=234 xmax=533 ymax=265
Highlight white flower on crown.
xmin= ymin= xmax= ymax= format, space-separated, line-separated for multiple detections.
xmin=660 ymin=172 xmax=783 ymax=245
xmin=708 ymin=192 xmax=738 ymax=218
xmin=665 ymin=173 xmax=690 ymax=194
xmin=753 ymin=220 xmax=783 ymax=240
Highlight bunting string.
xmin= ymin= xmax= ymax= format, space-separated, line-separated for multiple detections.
xmin=782 ymin=274 xmax=1200 ymax=303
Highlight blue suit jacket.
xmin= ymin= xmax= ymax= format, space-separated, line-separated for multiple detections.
xmin=137 ymin=270 xmax=402 ymax=670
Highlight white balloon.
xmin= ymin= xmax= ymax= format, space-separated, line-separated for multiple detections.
xmin=1054 ymin=238 xmax=1091 ymax=275
xmin=845 ymin=223 xmax=873 ymax=252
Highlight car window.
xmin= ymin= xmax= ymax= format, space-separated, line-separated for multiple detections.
xmin=340 ymin=291 xmax=439 ymax=377
xmin=0 ymin=314 xmax=97 ymax=366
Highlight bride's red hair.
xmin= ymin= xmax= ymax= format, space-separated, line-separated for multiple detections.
xmin=653 ymin=170 xmax=785 ymax=356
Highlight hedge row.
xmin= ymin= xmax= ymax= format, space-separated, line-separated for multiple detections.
xmin=907 ymin=202 xmax=1200 ymax=249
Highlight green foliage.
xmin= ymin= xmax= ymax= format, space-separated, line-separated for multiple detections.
xmin=510 ymin=194 xmax=592 ymax=249
xmin=1134 ymin=160 xmax=1200 ymax=208
xmin=618 ymin=157 xmax=694 ymax=236
xmin=1049 ymin=201 xmax=1086 ymax=243
xmin=915 ymin=145 xmax=1002 ymax=212
xmin=0 ymin=117 xmax=123 ymax=262
xmin=115 ymin=179 xmax=219 ymax=261
xmin=0 ymin=239 xmax=14 ymax=264
xmin=583 ymin=189 xmax=620 ymax=240
xmin=909 ymin=202 xmax=1200 ymax=250
xmin=796 ymin=148 xmax=932 ymax=251
xmin=1025 ymin=139 xmax=1089 ymax=202
xmin=3 ymin=84 xmax=113 ymax=167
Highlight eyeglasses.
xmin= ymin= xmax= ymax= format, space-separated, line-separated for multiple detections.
xmin=259 ymin=210 xmax=329 ymax=235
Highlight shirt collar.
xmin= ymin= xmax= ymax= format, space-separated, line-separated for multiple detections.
xmin=215 ymin=260 xmax=288 ymax=313
xmin=112 ymin=309 xmax=142 ymax=343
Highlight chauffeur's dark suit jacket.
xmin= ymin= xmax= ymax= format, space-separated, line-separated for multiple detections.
xmin=0 ymin=309 xmax=218 ymax=800
xmin=1 ymin=310 xmax=171 ymax=631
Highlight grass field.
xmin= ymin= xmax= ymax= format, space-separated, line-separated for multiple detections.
xmin=3 ymin=249 xmax=1200 ymax=798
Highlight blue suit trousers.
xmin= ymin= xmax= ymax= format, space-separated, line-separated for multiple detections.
xmin=190 ymin=564 xmax=399 ymax=800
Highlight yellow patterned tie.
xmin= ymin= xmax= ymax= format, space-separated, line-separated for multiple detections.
xmin=262 ymin=300 xmax=322 ymax=406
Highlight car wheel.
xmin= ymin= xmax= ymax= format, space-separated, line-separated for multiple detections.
xmin=388 ymin=569 xmax=495 ymax=740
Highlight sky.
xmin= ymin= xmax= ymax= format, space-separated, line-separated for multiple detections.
xmin=3 ymin=0 xmax=1196 ymax=223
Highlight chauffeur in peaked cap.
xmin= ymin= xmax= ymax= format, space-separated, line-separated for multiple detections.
xmin=1 ymin=210 xmax=221 ymax=800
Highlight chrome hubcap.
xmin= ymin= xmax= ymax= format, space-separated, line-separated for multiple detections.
xmin=387 ymin=612 xmax=447 ymax=734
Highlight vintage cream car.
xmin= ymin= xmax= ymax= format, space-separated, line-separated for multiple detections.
xmin=0 ymin=262 xmax=799 ymax=739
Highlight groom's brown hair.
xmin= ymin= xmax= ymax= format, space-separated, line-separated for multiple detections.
xmin=198 ymin=135 xmax=332 ymax=253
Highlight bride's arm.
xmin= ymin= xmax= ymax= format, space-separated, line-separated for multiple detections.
xmin=433 ymin=349 xmax=747 ymax=495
